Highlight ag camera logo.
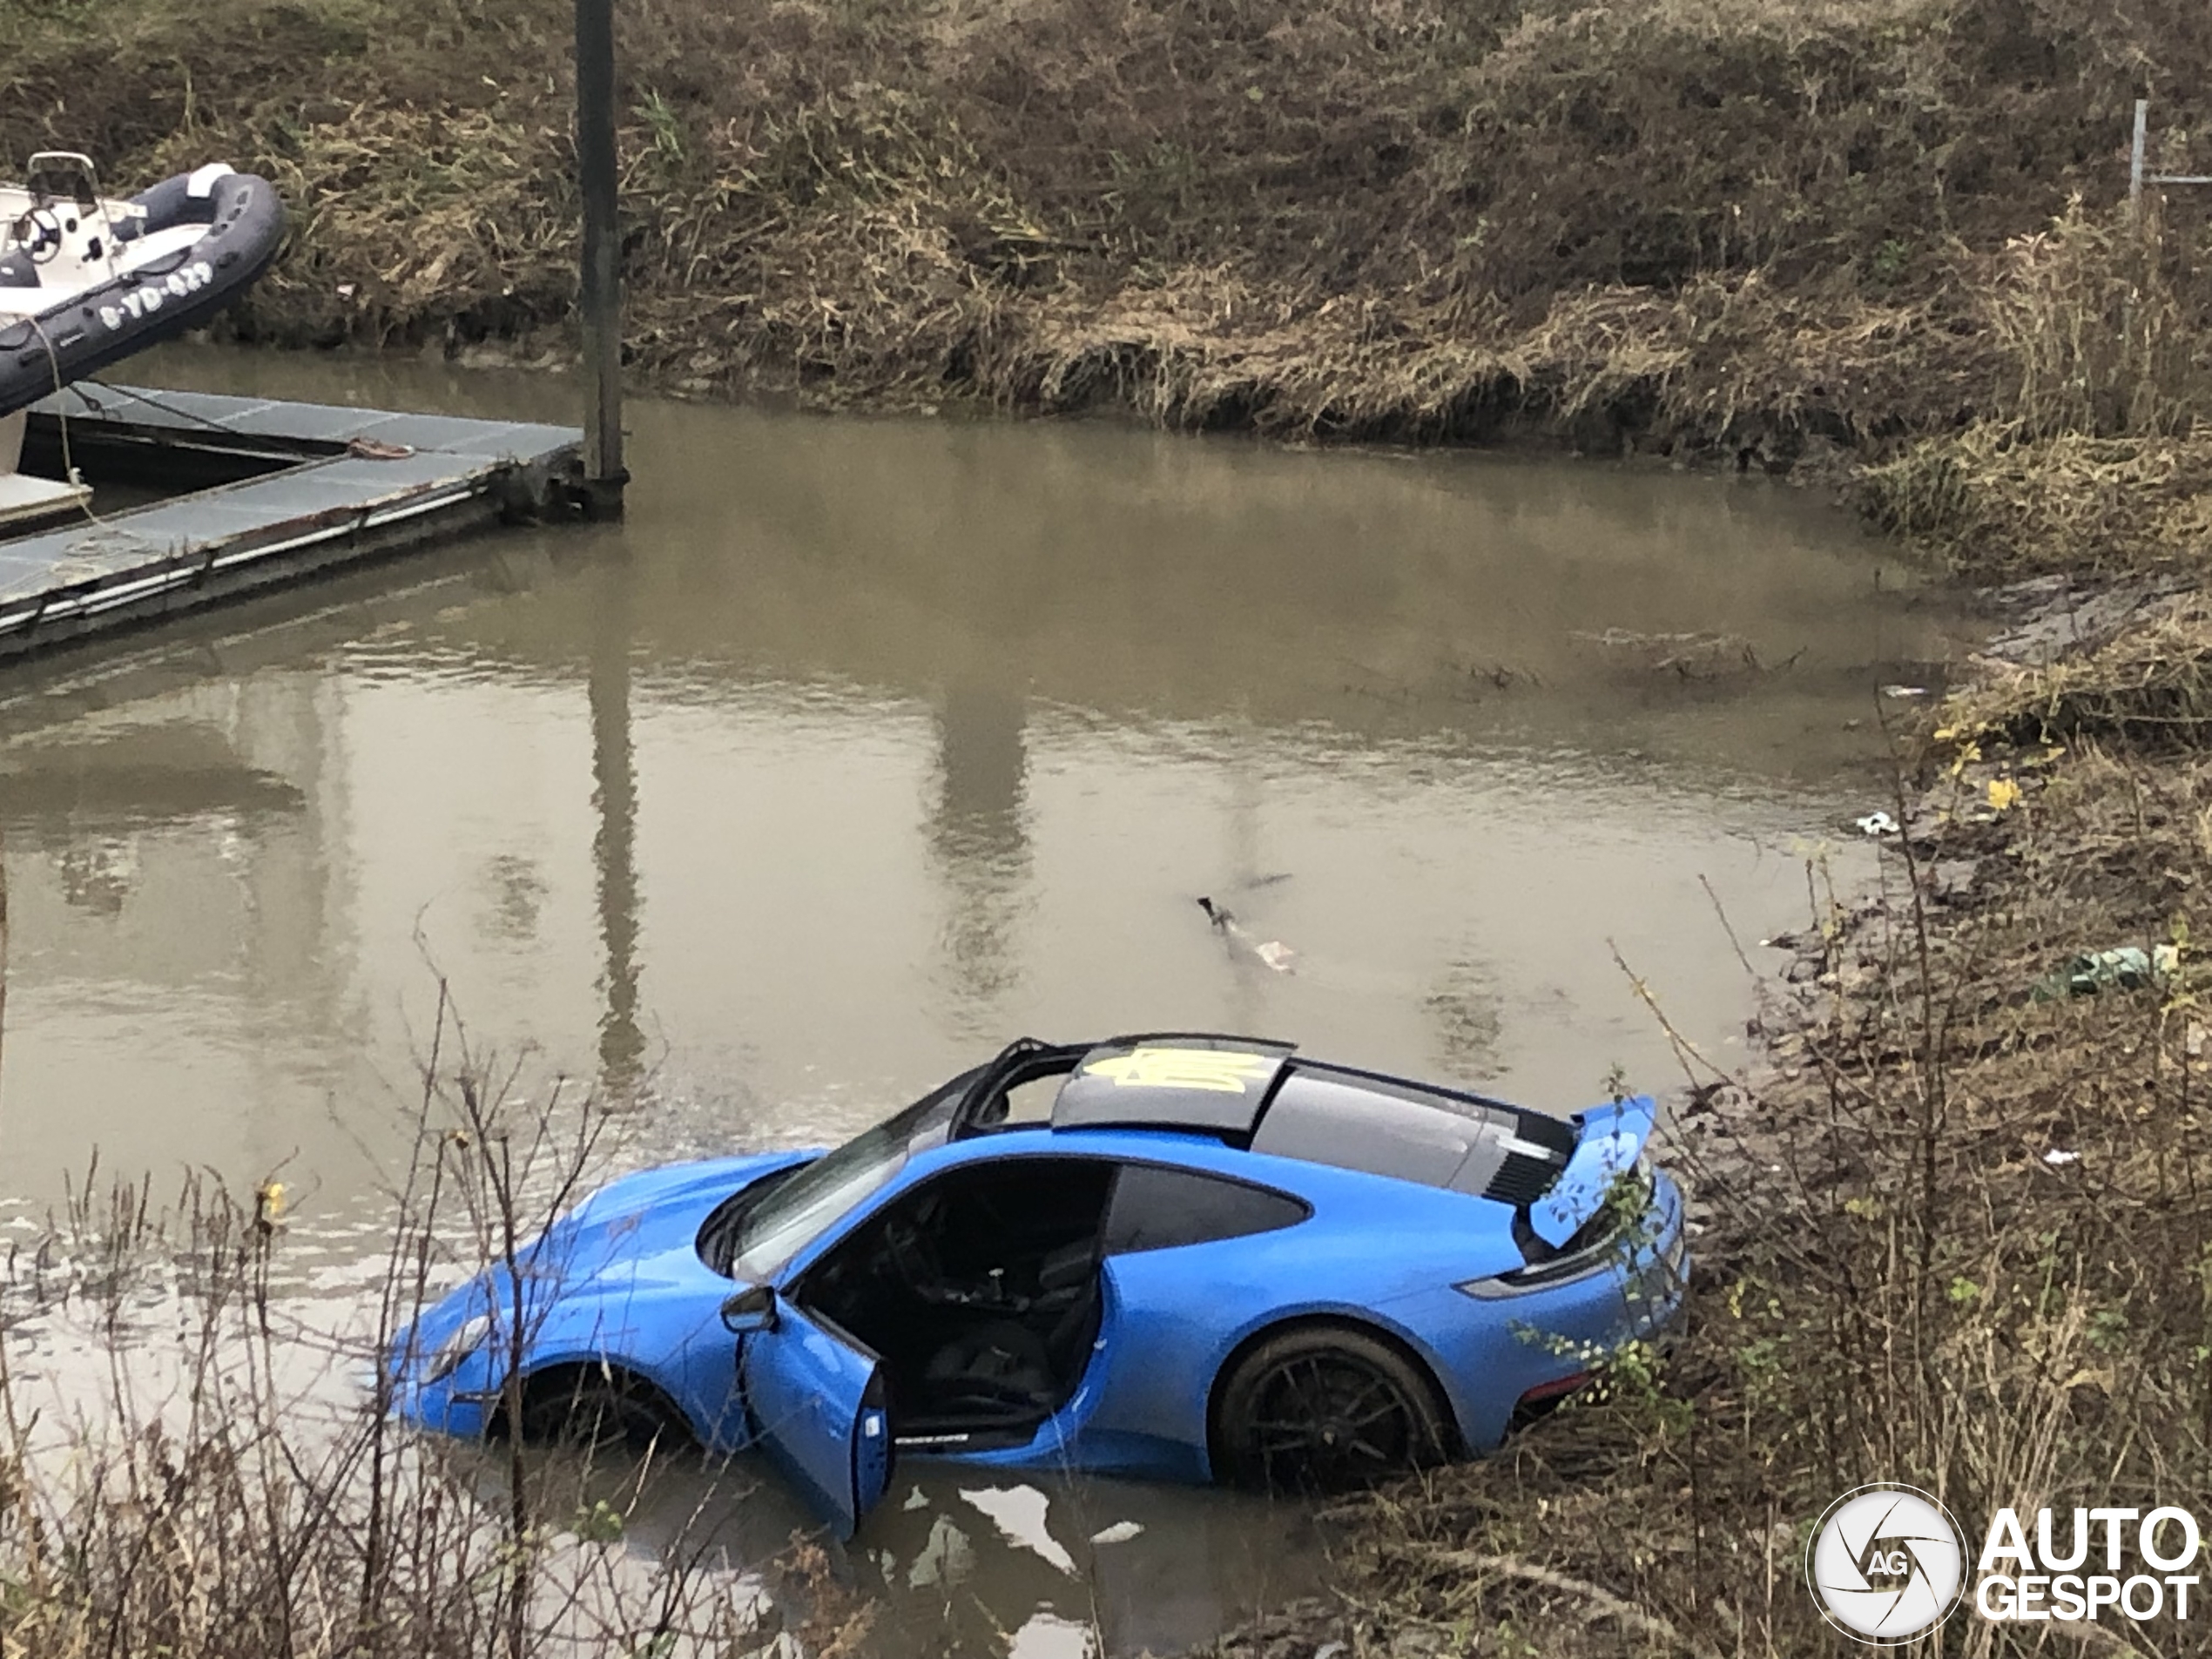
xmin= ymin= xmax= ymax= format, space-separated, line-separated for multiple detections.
xmin=1807 ymin=1485 xmax=1966 ymax=1643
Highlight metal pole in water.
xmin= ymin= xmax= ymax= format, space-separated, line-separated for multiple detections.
xmin=576 ymin=0 xmax=627 ymax=517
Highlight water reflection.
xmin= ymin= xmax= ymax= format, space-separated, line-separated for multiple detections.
xmin=926 ymin=684 xmax=1032 ymax=1025
xmin=590 ymin=556 xmax=645 ymax=1097
xmin=1424 ymin=954 xmax=1505 ymax=1078
xmin=528 ymin=1447 xmax=1318 ymax=1659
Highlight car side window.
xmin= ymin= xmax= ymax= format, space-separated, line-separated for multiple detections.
xmin=1103 ymin=1163 xmax=1309 ymax=1255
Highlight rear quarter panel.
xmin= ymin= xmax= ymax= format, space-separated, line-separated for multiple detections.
xmin=1063 ymin=1135 xmax=1527 ymax=1477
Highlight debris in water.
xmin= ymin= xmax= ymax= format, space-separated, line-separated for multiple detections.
xmin=1196 ymin=895 xmax=1297 ymax=973
xmin=1881 ymin=685 xmax=1931 ymax=698
xmin=1855 ymin=811 xmax=1899 ymax=836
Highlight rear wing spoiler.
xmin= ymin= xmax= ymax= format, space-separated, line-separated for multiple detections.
xmin=1527 ymin=1095 xmax=1657 ymax=1249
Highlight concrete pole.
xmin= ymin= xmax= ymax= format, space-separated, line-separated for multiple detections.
xmin=576 ymin=0 xmax=627 ymax=517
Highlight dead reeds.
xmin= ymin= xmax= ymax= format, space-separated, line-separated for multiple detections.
xmin=1947 ymin=591 xmax=2212 ymax=747
xmin=9 ymin=0 xmax=2212 ymax=462
xmin=0 ymin=988 xmax=771 ymax=1659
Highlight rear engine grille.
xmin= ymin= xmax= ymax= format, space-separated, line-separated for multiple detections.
xmin=1485 ymin=1151 xmax=1564 ymax=1207
xmin=1482 ymin=1109 xmax=1575 ymax=1205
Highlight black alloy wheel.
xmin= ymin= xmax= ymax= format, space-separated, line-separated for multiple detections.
xmin=517 ymin=1371 xmax=683 ymax=1454
xmin=1215 ymin=1326 xmax=1448 ymax=1493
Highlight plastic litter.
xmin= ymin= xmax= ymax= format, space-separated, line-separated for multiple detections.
xmin=2031 ymin=944 xmax=2182 ymax=1001
xmin=1855 ymin=811 xmax=1898 ymax=836
xmin=2042 ymin=1149 xmax=2082 ymax=1167
xmin=1880 ymin=685 xmax=1930 ymax=698
xmin=1089 ymin=1521 xmax=1145 ymax=1545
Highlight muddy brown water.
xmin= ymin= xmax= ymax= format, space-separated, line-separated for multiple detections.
xmin=0 ymin=344 xmax=1969 ymax=1654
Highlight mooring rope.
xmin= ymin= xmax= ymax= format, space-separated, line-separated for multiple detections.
xmin=24 ymin=313 xmax=105 ymax=531
xmin=16 ymin=318 xmax=171 ymax=576
xmin=79 ymin=376 xmax=247 ymax=438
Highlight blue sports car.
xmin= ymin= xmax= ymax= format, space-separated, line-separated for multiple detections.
xmin=391 ymin=1035 xmax=1687 ymax=1535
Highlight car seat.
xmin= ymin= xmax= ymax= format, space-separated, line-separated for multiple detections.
xmin=921 ymin=1319 xmax=1056 ymax=1418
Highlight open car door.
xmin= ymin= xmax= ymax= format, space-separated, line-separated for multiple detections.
xmin=735 ymin=1294 xmax=894 ymax=1538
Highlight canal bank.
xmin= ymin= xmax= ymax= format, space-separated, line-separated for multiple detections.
xmin=6 ymin=0 xmax=2207 ymax=470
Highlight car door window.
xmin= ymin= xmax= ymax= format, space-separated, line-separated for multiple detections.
xmin=1102 ymin=1163 xmax=1309 ymax=1254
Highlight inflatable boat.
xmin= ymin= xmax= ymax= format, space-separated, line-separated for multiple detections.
xmin=0 ymin=152 xmax=285 ymax=423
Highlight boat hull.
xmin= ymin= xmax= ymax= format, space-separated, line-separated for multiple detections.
xmin=0 ymin=165 xmax=285 ymax=421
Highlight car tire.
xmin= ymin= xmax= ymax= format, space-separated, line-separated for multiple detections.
xmin=517 ymin=1368 xmax=683 ymax=1453
xmin=1213 ymin=1325 xmax=1450 ymax=1494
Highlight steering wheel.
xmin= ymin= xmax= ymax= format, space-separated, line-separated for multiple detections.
xmin=11 ymin=208 xmax=62 ymax=265
xmin=882 ymin=1211 xmax=947 ymax=1296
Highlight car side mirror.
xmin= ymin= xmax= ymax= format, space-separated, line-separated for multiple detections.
xmin=720 ymin=1282 xmax=778 ymax=1334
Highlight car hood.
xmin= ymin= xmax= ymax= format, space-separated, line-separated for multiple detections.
xmin=393 ymin=1148 xmax=817 ymax=1366
xmin=560 ymin=1148 xmax=818 ymax=1245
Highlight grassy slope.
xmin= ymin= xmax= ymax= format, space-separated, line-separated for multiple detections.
xmin=6 ymin=0 xmax=2212 ymax=468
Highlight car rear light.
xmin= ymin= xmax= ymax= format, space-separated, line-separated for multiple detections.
xmin=1515 ymin=1371 xmax=1592 ymax=1410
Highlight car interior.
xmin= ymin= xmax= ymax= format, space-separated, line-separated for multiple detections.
xmin=796 ymin=1157 xmax=1117 ymax=1441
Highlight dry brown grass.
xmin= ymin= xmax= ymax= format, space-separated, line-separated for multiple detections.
xmin=1949 ymin=594 xmax=2212 ymax=745
xmin=1865 ymin=427 xmax=2212 ymax=577
xmin=1861 ymin=200 xmax=2212 ymax=577
xmin=8 ymin=0 xmax=2212 ymax=470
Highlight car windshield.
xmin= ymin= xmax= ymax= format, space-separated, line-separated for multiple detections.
xmin=725 ymin=1070 xmax=974 ymax=1281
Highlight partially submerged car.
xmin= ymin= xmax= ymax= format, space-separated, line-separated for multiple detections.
xmin=391 ymin=1035 xmax=1687 ymax=1535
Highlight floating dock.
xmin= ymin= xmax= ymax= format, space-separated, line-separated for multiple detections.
xmin=0 ymin=383 xmax=583 ymax=662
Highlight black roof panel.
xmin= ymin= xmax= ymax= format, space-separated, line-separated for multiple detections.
xmin=1251 ymin=1062 xmax=1574 ymax=1197
xmin=1051 ymin=1036 xmax=1295 ymax=1136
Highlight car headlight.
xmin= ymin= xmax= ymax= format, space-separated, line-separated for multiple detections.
xmin=421 ymin=1312 xmax=495 ymax=1386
